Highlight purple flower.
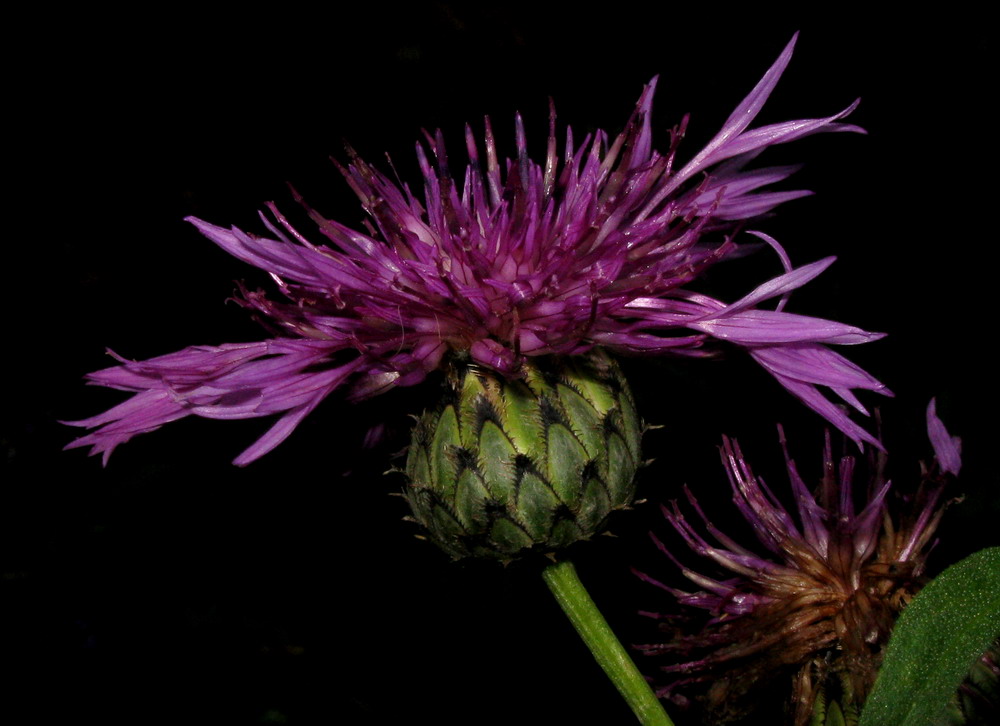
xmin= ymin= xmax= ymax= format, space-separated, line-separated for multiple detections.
xmin=634 ymin=402 xmax=960 ymax=725
xmin=65 ymin=34 xmax=888 ymax=466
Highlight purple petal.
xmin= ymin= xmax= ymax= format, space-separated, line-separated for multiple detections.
xmin=68 ymin=34 xmax=878 ymax=464
xmin=64 ymin=341 xmax=362 ymax=466
xmin=692 ymin=309 xmax=884 ymax=346
xmin=695 ymin=257 xmax=838 ymax=320
xmin=751 ymin=349 xmax=887 ymax=450
xmin=926 ymin=398 xmax=962 ymax=476
xmin=665 ymin=34 xmax=800 ymax=197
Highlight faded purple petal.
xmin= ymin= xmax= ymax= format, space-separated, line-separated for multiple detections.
xmin=927 ymin=398 xmax=962 ymax=476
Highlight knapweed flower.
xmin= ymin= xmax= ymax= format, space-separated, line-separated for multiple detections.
xmin=634 ymin=400 xmax=961 ymax=725
xmin=65 ymin=34 xmax=886 ymax=469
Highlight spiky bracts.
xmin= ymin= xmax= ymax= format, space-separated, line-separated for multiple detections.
xmin=405 ymin=351 xmax=641 ymax=560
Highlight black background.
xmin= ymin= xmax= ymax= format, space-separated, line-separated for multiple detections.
xmin=5 ymin=5 xmax=996 ymax=724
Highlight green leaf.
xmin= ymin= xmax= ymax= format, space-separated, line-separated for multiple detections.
xmin=859 ymin=547 xmax=1000 ymax=726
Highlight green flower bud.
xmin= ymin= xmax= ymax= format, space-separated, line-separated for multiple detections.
xmin=404 ymin=350 xmax=642 ymax=561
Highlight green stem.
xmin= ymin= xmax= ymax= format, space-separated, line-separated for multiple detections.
xmin=542 ymin=559 xmax=674 ymax=725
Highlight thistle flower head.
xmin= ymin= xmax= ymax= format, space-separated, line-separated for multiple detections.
xmin=634 ymin=400 xmax=960 ymax=725
xmin=65 ymin=34 xmax=887 ymax=466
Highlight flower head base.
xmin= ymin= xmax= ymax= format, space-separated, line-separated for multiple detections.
xmin=634 ymin=400 xmax=960 ymax=725
xmin=65 ymin=34 xmax=887 ymax=466
xmin=404 ymin=350 xmax=642 ymax=561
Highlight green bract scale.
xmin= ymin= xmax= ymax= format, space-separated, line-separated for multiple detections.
xmin=404 ymin=350 xmax=642 ymax=561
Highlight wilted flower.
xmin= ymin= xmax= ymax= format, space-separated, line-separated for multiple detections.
xmin=634 ymin=400 xmax=960 ymax=725
xmin=65 ymin=34 xmax=887 ymax=467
